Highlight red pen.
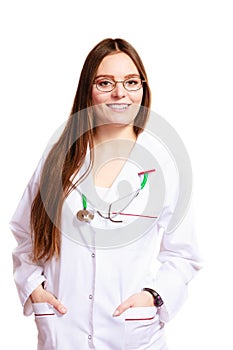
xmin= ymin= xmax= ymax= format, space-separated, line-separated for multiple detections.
xmin=138 ymin=169 xmax=156 ymax=176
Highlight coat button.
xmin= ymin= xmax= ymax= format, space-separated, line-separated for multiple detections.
xmin=88 ymin=335 xmax=92 ymax=340
xmin=91 ymin=253 xmax=95 ymax=258
xmin=89 ymin=294 xmax=93 ymax=299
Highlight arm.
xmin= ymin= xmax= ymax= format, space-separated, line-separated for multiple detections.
xmin=145 ymin=201 xmax=202 ymax=322
xmin=10 ymin=159 xmax=66 ymax=315
xmin=113 ymin=201 xmax=202 ymax=320
xmin=10 ymin=160 xmax=45 ymax=315
xmin=140 ymin=200 xmax=203 ymax=323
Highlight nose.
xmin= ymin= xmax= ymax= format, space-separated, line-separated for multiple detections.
xmin=111 ymin=81 xmax=126 ymax=98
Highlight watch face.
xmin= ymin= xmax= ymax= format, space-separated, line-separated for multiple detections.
xmin=155 ymin=295 xmax=164 ymax=307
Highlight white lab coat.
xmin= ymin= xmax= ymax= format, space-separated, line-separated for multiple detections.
xmin=10 ymin=130 xmax=201 ymax=350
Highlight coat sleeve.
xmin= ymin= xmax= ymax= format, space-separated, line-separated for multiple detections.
xmin=9 ymin=159 xmax=46 ymax=316
xmin=144 ymin=200 xmax=202 ymax=323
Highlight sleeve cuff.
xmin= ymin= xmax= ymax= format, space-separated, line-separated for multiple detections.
xmin=20 ymin=275 xmax=47 ymax=316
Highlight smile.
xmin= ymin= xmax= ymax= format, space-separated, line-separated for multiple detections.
xmin=106 ymin=104 xmax=130 ymax=111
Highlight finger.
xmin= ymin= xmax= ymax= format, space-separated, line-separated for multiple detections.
xmin=30 ymin=285 xmax=67 ymax=314
xmin=113 ymin=299 xmax=133 ymax=317
xmin=46 ymin=292 xmax=67 ymax=314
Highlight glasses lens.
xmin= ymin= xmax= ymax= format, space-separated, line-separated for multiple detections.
xmin=96 ymin=78 xmax=115 ymax=92
xmin=124 ymin=78 xmax=142 ymax=91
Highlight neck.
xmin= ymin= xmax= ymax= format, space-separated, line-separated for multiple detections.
xmin=94 ymin=124 xmax=136 ymax=145
xmin=92 ymin=124 xmax=137 ymax=188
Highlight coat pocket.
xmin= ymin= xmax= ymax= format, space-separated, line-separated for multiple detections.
xmin=32 ymin=303 xmax=56 ymax=350
xmin=124 ymin=306 xmax=163 ymax=350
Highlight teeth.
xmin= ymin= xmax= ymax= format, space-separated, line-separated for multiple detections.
xmin=107 ymin=104 xmax=129 ymax=110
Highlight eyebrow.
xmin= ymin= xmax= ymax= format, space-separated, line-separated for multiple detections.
xmin=94 ymin=74 xmax=141 ymax=80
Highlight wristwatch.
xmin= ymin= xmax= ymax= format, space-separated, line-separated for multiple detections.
xmin=142 ymin=287 xmax=164 ymax=307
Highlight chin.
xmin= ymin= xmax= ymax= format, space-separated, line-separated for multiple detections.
xmin=100 ymin=118 xmax=135 ymax=128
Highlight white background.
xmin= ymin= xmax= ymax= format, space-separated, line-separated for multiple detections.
xmin=1 ymin=0 xmax=233 ymax=348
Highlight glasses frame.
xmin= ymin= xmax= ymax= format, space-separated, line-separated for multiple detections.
xmin=93 ymin=77 xmax=146 ymax=93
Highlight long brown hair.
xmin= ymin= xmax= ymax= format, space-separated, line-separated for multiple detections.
xmin=31 ymin=38 xmax=151 ymax=262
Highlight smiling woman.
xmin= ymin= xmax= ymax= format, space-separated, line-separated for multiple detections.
xmin=92 ymin=52 xmax=144 ymax=132
xmin=10 ymin=38 xmax=201 ymax=350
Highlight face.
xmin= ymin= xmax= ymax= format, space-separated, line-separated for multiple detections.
xmin=92 ymin=52 xmax=143 ymax=127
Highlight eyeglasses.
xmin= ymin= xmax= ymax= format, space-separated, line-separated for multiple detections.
xmin=94 ymin=76 xmax=146 ymax=93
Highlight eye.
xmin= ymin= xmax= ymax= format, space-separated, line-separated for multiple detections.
xmin=124 ymin=78 xmax=141 ymax=89
xmin=96 ymin=79 xmax=114 ymax=88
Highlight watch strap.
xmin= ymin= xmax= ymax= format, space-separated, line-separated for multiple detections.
xmin=142 ymin=287 xmax=164 ymax=307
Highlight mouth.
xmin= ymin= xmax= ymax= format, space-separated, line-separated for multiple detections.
xmin=106 ymin=103 xmax=130 ymax=111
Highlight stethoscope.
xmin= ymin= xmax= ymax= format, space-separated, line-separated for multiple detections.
xmin=76 ymin=169 xmax=155 ymax=223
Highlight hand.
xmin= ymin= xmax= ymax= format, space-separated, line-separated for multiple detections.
xmin=30 ymin=284 xmax=67 ymax=315
xmin=113 ymin=291 xmax=154 ymax=317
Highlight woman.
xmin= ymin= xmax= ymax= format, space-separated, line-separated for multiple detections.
xmin=10 ymin=38 xmax=201 ymax=350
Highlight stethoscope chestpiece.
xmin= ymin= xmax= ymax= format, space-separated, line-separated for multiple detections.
xmin=76 ymin=209 xmax=94 ymax=223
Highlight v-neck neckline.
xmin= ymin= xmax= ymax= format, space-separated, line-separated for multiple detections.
xmin=93 ymin=132 xmax=144 ymax=190
xmin=75 ymin=133 xmax=143 ymax=208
